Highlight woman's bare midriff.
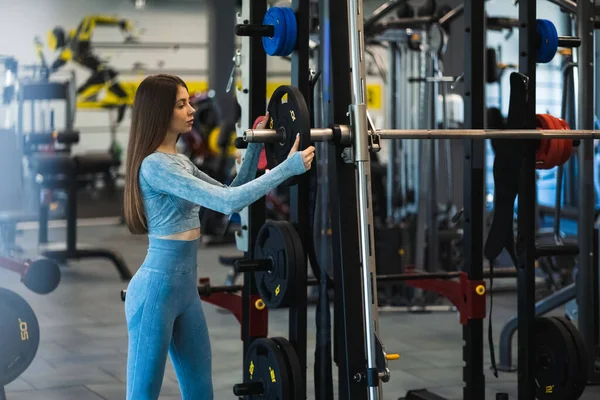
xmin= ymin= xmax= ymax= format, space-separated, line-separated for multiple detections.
xmin=158 ymin=228 xmax=201 ymax=241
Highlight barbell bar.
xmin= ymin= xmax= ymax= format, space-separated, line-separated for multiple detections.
xmin=244 ymin=126 xmax=599 ymax=144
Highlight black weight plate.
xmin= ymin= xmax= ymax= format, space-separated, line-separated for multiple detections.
xmin=254 ymin=221 xmax=296 ymax=309
xmin=271 ymin=337 xmax=303 ymax=399
xmin=266 ymin=85 xmax=311 ymax=186
xmin=23 ymin=258 xmax=61 ymax=294
xmin=279 ymin=221 xmax=308 ymax=312
xmin=552 ymin=316 xmax=588 ymax=399
xmin=0 ymin=288 xmax=40 ymax=385
xmin=278 ymin=220 xmax=305 ymax=285
xmin=534 ymin=317 xmax=580 ymax=400
xmin=245 ymin=337 xmax=290 ymax=399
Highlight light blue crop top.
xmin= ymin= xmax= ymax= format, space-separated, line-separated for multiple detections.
xmin=138 ymin=143 xmax=307 ymax=237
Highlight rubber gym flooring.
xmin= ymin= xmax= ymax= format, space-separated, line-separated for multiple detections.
xmin=2 ymin=219 xmax=600 ymax=400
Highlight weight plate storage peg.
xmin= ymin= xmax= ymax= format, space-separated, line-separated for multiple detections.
xmin=536 ymin=19 xmax=559 ymax=63
xmin=0 ymin=287 xmax=40 ymax=385
xmin=233 ymin=338 xmax=290 ymax=399
xmin=265 ymin=85 xmax=311 ymax=187
xmin=534 ymin=316 xmax=586 ymax=400
xmin=253 ymin=220 xmax=298 ymax=309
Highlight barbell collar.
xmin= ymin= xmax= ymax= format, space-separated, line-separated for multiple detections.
xmin=243 ymin=128 xmax=286 ymax=143
xmin=335 ymin=124 xmax=353 ymax=146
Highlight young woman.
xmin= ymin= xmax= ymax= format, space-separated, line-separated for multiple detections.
xmin=122 ymin=74 xmax=314 ymax=400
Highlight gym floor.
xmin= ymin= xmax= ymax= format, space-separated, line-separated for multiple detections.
xmin=2 ymin=219 xmax=600 ymax=400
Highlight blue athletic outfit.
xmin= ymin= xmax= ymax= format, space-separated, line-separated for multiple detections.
xmin=124 ymin=144 xmax=306 ymax=400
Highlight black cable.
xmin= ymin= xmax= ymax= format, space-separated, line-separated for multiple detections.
xmin=488 ymin=258 xmax=498 ymax=378
xmin=306 ymin=69 xmax=333 ymax=400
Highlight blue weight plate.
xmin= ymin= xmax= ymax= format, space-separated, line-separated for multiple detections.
xmin=280 ymin=7 xmax=297 ymax=56
xmin=536 ymin=19 xmax=558 ymax=64
xmin=545 ymin=19 xmax=559 ymax=62
xmin=262 ymin=7 xmax=287 ymax=56
xmin=279 ymin=7 xmax=293 ymax=56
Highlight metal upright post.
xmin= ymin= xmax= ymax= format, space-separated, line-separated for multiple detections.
xmin=313 ymin=28 xmax=334 ymax=400
xmin=237 ymin=0 xmax=267 ymax=383
xmin=517 ymin=0 xmax=538 ymax=398
xmin=324 ymin=0 xmax=368 ymax=398
xmin=347 ymin=0 xmax=382 ymax=397
xmin=387 ymin=42 xmax=398 ymax=223
xmin=462 ymin=1 xmax=486 ymax=399
xmin=576 ymin=0 xmax=600 ymax=383
xmin=288 ymin=0 xmax=310 ymax=397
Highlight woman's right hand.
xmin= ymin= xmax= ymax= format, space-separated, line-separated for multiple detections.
xmin=287 ymin=134 xmax=315 ymax=171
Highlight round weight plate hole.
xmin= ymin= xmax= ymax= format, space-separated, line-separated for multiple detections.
xmin=278 ymin=126 xmax=287 ymax=147
xmin=539 ymin=354 xmax=552 ymax=368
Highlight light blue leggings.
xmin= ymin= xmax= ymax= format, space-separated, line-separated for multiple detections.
xmin=124 ymin=237 xmax=213 ymax=400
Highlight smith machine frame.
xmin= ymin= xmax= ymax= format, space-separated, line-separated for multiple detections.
xmin=236 ymin=0 xmax=486 ymax=399
xmin=315 ymin=0 xmax=487 ymax=398
xmin=233 ymin=0 xmax=597 ymax=400
xmin=111 ymin=1 xmax=595 ymax=399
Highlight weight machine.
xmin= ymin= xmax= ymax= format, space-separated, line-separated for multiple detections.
xmin=13 ymin=65 xmax=131 ymax=280
xmin=493 ymin=0 xmax=600 ymax=392
xmin=230 ymin=0 xmax=483 ymax=398
xmin=118 ymin=0 xmax=595 ymax=398
xmin=229 ymin=1 xmax=594 ymax=400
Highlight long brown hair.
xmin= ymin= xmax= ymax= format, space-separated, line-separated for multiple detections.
xmin=124 ymin=74 xmax=188 ymax=234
